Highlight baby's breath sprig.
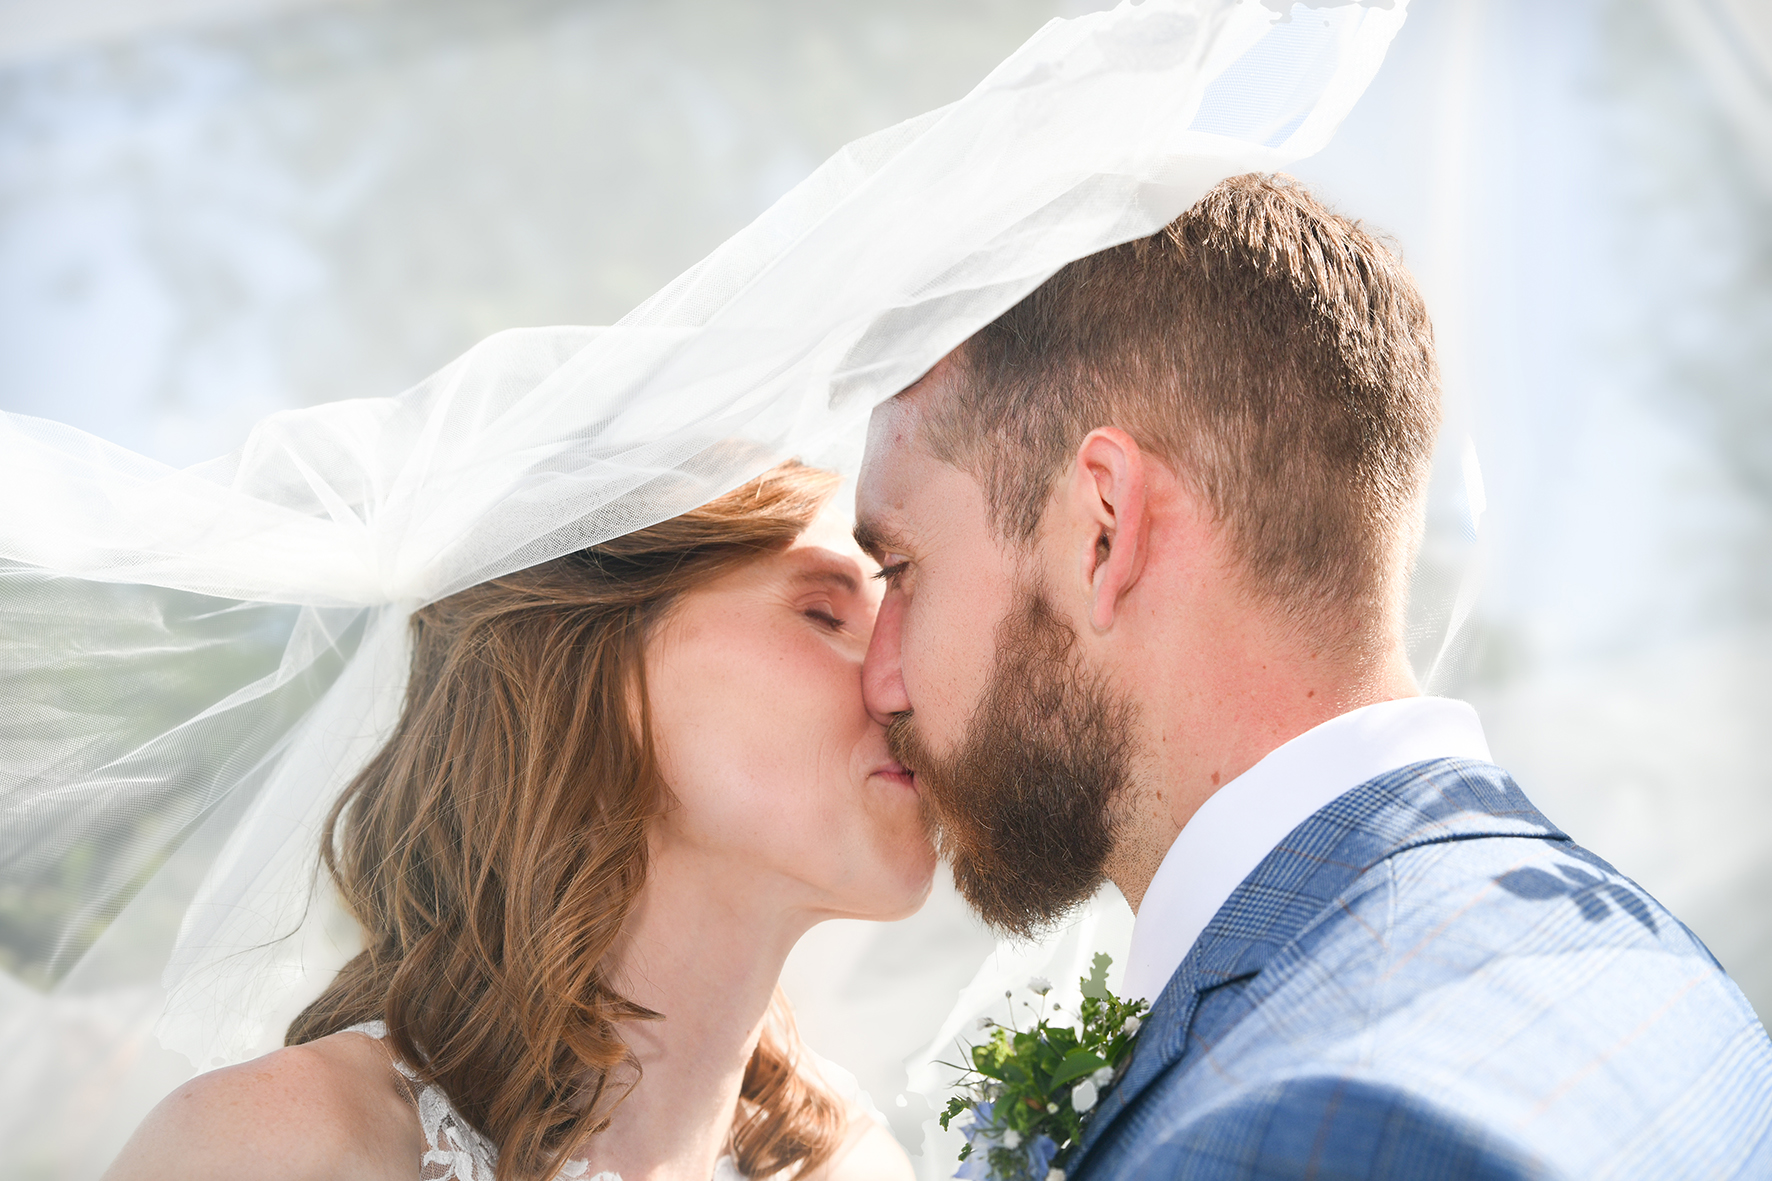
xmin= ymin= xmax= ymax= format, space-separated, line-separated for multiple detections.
xmin=939 ymin=953 xmax=1148 ymax=1181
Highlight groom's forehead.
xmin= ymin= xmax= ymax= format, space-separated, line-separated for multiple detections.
xmin=856 ymin=365 xmax=998 ymax=552
xmin=869 ymin=354 xmax=960 ymax=442
xmin=852 ymin=467 xmax=920 ymax=558
xmin=856 ymin=395 xmax=928 ymax=545
xmin=865 ymin=383 xmax=930 ymax=451
xmin=853 ymin=457 xmax=991 ymax=566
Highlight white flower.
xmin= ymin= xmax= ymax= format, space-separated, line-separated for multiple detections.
xmin=1003 ymin=1130 xmax=1022 ymax=1149
xmin=1122 ymin=1015 xmax=1142 ymax=1037
xmin=1028 ymin=976 xmax=1053 ymax=995
xmin=1047 ymin=1171 xmax=1066 ymax=1181
xmin=1047 ymin=1102 xmax=1058 ymax=1114
xmin=1071 ymin=1078 xmax=1099 ymax=1113
xmin=976 ymin=1016 xmax=995 ymax=1031
xmin=1092 ymin=1065 xmax=1116 ymax=1087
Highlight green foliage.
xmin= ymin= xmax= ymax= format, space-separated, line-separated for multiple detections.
xmin=1079 ymin=951 xmax=1112 ymax=1000
xmin=939 ymin=958 xmax=1149 ymax=1180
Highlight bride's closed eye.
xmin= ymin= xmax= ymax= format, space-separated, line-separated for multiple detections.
xmin=803 ymin=605 xmax=846 ymax=631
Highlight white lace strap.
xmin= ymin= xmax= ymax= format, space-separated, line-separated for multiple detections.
xmin=334 ymin=1021 xmax=631 ymax=1181
xmin=337 ymin=1021 xmax=494 ymax=1178
xmin=340 ymin=1020 xmax=419 ymax=1079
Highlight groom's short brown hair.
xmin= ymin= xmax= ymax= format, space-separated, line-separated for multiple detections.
xmin=922 ymin=172 xmax=1440 ymax=641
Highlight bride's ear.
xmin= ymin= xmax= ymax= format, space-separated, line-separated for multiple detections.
xmin=1069 ymin=428 xmax=1148 ymax=633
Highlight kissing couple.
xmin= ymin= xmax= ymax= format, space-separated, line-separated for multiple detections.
xmin=104 ymin=170 xmax=1772 ymax=1181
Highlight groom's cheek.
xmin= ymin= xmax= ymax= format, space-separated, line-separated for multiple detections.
xmin=902 ymin=587 xmax=994 ymax=750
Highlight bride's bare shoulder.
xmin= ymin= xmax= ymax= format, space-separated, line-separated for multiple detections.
xmin=804 ymin=1107 xmax=915 ymax=1181
xmin=101 ymin=1030 xmax=422 ymax=1181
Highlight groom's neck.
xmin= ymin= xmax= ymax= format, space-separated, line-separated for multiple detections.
xmin=1101 ymin=613 xmax=1419 ymax=913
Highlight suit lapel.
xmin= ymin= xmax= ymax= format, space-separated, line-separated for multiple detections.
xmin=1071 ymin=849 xmax=1326 ymax=1163
xmin=1073 ymin=936 xmax=1264 ymax=1159
xmin=1070 ymin=757 xmax=1566 ymax=1168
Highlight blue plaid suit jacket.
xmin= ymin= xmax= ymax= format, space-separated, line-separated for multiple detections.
xmin=1070 ymin=759 xmax=1772 ymax=1180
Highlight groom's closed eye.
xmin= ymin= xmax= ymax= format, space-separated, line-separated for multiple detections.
xmin=852 ymin=521 xmax=912 ymax=584
xmin=873 ymin=556 xmax=910 ymax=586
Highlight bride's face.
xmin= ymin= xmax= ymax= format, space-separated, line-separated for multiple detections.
xmin=642 ymin=510 xmax=936 ymax=923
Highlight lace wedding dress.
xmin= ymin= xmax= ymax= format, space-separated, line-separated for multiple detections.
xmin=344 ymin=1023 xmax=747 ymax=1181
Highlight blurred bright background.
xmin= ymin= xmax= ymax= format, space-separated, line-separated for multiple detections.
xmin=1 ymin=0 xmax=1768 ymax=1176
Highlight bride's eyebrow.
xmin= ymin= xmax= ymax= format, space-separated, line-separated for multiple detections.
xmin=789 ymin=567 xmax=861 ymax=596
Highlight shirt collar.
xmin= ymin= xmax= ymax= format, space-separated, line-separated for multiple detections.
xmin=1119 ymin=696 xmax=1492 ymax=1002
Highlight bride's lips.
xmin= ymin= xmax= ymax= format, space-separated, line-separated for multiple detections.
xmin=872 ymin=759 xmax=917 ymax=791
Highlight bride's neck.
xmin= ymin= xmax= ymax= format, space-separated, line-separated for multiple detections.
xmin=583 ymin=852 xmax=815 ymax=1181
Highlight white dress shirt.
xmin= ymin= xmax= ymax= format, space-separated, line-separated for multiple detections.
xmin=1120 ymin=697 xmax=1493 ymax=1003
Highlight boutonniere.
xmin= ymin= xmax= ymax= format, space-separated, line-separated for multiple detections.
xmin=939 ymin=954 xmax=1148 ymax=1181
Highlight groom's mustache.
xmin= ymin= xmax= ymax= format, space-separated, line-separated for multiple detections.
xmin=885 ymin=591 xmax=1134 ymax=938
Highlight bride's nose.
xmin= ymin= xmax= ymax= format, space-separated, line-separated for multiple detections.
xmin=861 ymin=589 xmax=910 ymax=726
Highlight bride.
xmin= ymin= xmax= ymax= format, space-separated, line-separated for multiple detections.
xmin=102 ymin=462 xmax=927 ymax=1181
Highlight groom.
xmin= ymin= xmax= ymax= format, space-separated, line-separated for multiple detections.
xmin=855 ymin=174 xmax=1772 ymax=1177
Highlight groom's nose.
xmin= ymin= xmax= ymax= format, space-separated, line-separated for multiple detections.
xmin=862 ymin=589 xmax=912 ymax=726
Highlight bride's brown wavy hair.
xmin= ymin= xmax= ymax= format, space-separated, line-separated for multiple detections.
xmin=288 ymin=461 xmax=846 ymax=1181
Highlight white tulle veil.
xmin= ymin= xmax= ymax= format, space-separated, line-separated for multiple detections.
xmin=0 ymin=0 xmax=1407 ymax=1162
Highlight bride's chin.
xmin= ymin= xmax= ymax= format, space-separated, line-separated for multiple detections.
xmin=888 ymin=843 xmax=940 ymax=917
xmin=853 ymin=873 xmax=935 ymax=923
xmin=839 ymin=845 xmax=937 ymax=922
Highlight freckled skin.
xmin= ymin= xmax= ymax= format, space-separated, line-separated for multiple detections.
xmin=100 ymin=1033 xmax=424 ymax=1181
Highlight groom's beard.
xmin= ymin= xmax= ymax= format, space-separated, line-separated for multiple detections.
xmin=888 ymin=588 xmax=1134 ymax=938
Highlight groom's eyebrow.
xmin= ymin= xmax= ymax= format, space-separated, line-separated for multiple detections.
xmin=852 ymin=518 xmax=895 ymax=560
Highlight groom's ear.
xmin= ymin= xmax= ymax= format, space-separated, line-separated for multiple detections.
xmin=1069 ymin=428 xmax=1148 ymax=633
